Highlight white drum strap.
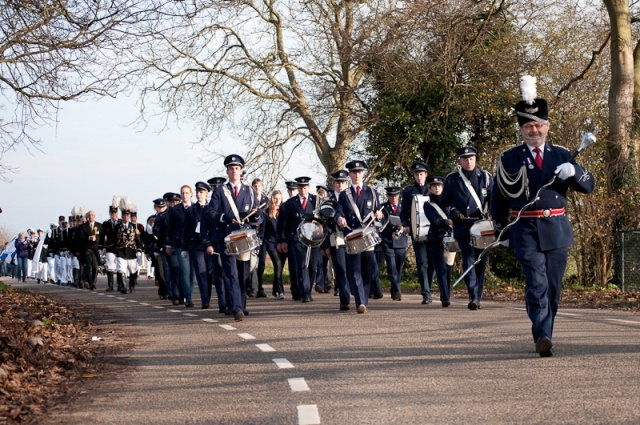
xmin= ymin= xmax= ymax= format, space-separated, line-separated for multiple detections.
xmin=222 ymin=185 xmax=242 ymax=223
xmin=457 ymin=166 xmax=487 ymax=216
xmin=345 ymin=187 xmax=364 ymax=225
xmin=429 ymin=201 xmax=448 ymax=221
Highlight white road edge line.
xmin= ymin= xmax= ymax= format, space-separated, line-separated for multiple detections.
xmin=288 ymin=377 xmax=310 ymax=392
xmin=256 ymin=344 xmax=276 ymax=352
xmin=238 ymin=333 xmax=256 ymax=340
xmin=605 ymin=318 xmax=640 ymax=324
xmin=273 ymin=358 xmax=294 ymax=369
xmin=297 ymin=404 xmax=320 ymax=425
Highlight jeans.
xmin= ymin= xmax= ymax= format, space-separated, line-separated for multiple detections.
xmin=16 ymin=257 xmax=28 ymax=281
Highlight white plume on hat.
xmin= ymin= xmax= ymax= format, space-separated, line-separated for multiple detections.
xmin=71 ymin=206 xmax=78 ymax=216
xmin=130 ymin=203 xmax=138 ymax=214
xmin=119 ymin=196 xmax=135 ymax=212
xmin=520 ymin=75 xmax=537 ymax=105
xmin=78 ymin=206 xmax=87 ymax=217
xmin=111 ymin=195 xmax=121 ymax=209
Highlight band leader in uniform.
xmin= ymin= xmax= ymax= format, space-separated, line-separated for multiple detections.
xmin=491 ymin=76 xmax=594 ymax=357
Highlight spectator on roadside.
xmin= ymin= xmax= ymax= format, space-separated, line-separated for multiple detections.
xmin=15 ymin=232 xmax=30 ymax=282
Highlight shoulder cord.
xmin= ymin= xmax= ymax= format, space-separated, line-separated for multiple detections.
xmin=496 ymin=157 xmax=529 ymax=199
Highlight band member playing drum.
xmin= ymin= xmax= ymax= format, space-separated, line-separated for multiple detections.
xmin=401 ymin=162 xmax=435 ymax=304
xmin=209 ymin=154 xmax=261 ymax=321
xmin=490 ymin=76 xmax=594 ymax=357
xmin=279 ymin=177 xmax=318 ymax=303
xmin=442 ymin=147 xmax=493 ymax=310
xmin=323 ymin=170 xmax=351 ymax=309
xmin=423 ymin=177 xmax=452 ymax=307
xmin=335 ymin=161 xmax=383 ymax=314
xmin=380 ymin=186 xmax=408 ymax=301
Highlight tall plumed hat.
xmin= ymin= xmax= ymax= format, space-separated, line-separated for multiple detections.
xmin=119 ymin=196 xmax=135 ymax=215
xmin=110 ymin=195 xmax=121 ymax=213
xmin=515 ymin=75 xmax=549 ymax=126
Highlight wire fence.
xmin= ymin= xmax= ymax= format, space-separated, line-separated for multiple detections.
xmin=620 ymin=229 xmax=640 ymax=291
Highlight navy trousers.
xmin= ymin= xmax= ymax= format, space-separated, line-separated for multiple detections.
xmin=216 ymin=242 xmax=248 ymax=315
xmin=458 ymin=236 xmax=486 ymax=302
xmin=290 ymin=236 xmax=311 ymax=297
xmin=330 ymin=245 xmax=350 ymax=306
xmin=515 ymin=247 xmax=568 ymax=343
xmin=347 ymin=250 xmax=376 ymax=307
xmin=190 ymin=249 xmax=209 ymax=305
xmin=381 ymin=244 xmax=406 ymax=297
xmin=428 ymin=241 xmax=450 ymax=302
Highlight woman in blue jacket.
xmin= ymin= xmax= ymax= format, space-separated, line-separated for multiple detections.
xmin=15 ymin=232 xmax=30 ymax=282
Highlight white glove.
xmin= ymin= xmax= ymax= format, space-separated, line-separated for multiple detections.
xmin=181 ymin=250 xmax=187 ymax=259
xmin=555 ymin=162 xmax=575 ymax=180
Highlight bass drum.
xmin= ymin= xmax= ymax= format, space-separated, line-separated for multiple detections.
xmin=411 ymin=195 xmax=431 ymax=242
xmin=297 ymin=218 xmax=328 ymax=248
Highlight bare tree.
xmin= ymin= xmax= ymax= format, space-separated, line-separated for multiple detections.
xmin=129 ymin=0 xmax=423 ymax=184
xmin=0 ymin=0 xmax=143 ymax=181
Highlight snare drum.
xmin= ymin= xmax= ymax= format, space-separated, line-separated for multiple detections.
xmin=345 ymin=227 xmax=381 ymax=255
xmin=224 ymin=229 xmax=260 ymax=261
xmin=297 ymin=218 xmax=328 ymax=247
xmin=411 ymin=195 xmax=430 ymax=242
xmin=469 ymin=220 xmax=495 ymax=249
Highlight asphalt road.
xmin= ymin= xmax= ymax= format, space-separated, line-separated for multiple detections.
xmin=9 ymin=276 xmax=640 ymax=425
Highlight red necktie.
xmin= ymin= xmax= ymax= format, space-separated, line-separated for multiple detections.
xmin=356 ymin=186 xmax=361 ymax=197
xmin=234 ymin=186 xmax=239 ymax=197
xmin=533 ymin=147 xmax=543 ymax=170
xmin=393 ymin=204 xmax=397 ymax=215
xmin=302 ymin=197 xmax=307 ymax=210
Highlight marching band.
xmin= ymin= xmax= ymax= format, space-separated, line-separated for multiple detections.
xmin=5 ymin=76 xmax=595 ymax=356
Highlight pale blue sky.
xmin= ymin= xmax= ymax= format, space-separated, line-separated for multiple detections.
xmin=1 ymin=95 xmax=326 ymax=235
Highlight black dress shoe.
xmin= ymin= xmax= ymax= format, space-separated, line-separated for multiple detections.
xmin=219 ymin=307 xmax=226 ymax=313
xmin=292 ymin=295 xmax=301 ymax=301
xmin=256 ymin=290 xmax=267 ymax=298
xmin=234 ymin=312 xmax=244 ymax=321
xmin=392 ymin=293 xmax=402 ymax=301
xmin=224 ymin=307 xmax=232 ymax=316
xmin=302 ymin=296 xmax=311 ymax=303
xmin=185 ymin=302 xmax=194 ymax=308
xmin=442 ymin=300 xmax=451 ymax=308
xmin=373 ymin=293 xmax=383 ymax=299
xmin=201 ymin=304 xmax=210 ymax=309
xmin=173 ymin=300 xmax=180 ymax=306
xmin=339 ymin=304 xmax=350 ymax=311
xmin=468 ymin=300 xmax=478 ymax=310
xmin=247 ymin=290 xmax=256 ymax=297
xmin=421 ymin=295 xmax=431 ymax=305
xmin=243 ymin=310 xmax=249 ymax=315
xmin=535 ymin=336 xmax=553 ymax=355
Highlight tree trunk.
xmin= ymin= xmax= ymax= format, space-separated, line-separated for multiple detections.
xmin=604 ymin=0 xmax=635 ymax=193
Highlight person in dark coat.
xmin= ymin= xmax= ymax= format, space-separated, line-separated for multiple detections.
xmin=423 ymin=177 xmax=452 ymax=307
xmin=380 ymin=186 xmax=408 ymax=301
xmin=491 ymin=75 xmax=595 ymax=357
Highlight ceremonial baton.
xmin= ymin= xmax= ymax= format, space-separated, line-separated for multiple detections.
xmin=452 ymin=132 xmax=596 ymax=288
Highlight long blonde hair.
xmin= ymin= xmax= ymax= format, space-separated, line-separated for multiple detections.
xmin=268 ymin=190 xmax=283 ymax=219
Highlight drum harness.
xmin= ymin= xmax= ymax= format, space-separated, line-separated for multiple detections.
xmin=457 ymin=166 xmax=490 ymax=219
xmin=344 ymin=185 xmax=378 ymax=231
xmin=222 ymin=184 xmax=256 ymax=226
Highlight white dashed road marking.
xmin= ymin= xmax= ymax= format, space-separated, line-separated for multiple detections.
xmin=139 ymin=303 xmax=149 ymax=306
xmin=168 ymin=309 xmax=181 ymax=313
xmin=154 ymin=306 xmax=165 ymax=309
xmin=184 ymin=313 xmax=198 ymax=317
xmin=256 ymin=344 xmax=276 ymax=352
xmin=201 ymin=318 xmax=218 ymax=323
xmin=288 ymin=378 xmax=310 ymax=392
xmin=117 ymin=297 xmax=126 ymax=300
xmin=127 ymin=299 xmax=137 ymax=303
xmin=238 ymin=333 xmax=256 ymax=340
xmin=297 ymin=405 xmax=320 ymax=425
xmin=273 ymin=358 xmax=294 ymax=369
xmin=97 ymin=293 xmax=105 ymax=296
xmin=219 ymin=324 xmax=236 ymax=330
xmin=106 ymin=295 xmax=116 ymax=298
